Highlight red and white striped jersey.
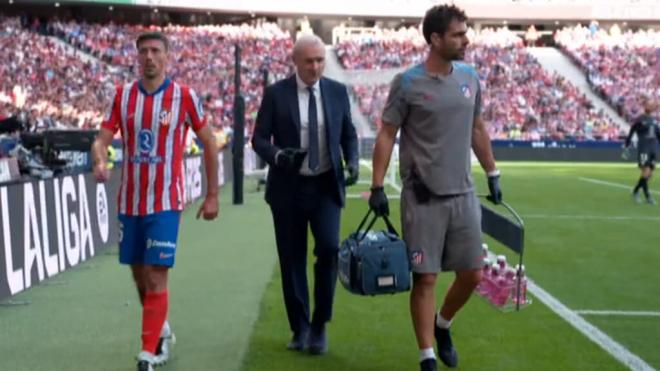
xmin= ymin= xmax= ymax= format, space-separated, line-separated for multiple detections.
xmin=101 ymin=79 xmax=206 ymax=216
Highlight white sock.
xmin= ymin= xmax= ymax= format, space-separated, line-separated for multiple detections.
xmin=419 ymin=347 xmax=436 ymax=362
xmin=160 ymin=320 xmax=171 ymax=337
xmin=436 ymin=313 xmax=452 ymax=329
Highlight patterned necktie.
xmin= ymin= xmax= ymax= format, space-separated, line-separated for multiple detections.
xmin=307 ymin=86 xmax=319 ymax=171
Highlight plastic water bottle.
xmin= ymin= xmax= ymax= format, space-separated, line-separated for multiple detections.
xmin=476 ymin=243 xmax=489 ymax=266
xmin=486 ymin=263 xmax=500 ymax=302
xmin=500 ymin=267 xmax=517 ymax=306
xmin=476 ymin=258 xmax=492 ymax=296
xmin=496 ymin=255 xmax=507 ymax=270
xmin=513 ymin=264 xmax=528 ymax=305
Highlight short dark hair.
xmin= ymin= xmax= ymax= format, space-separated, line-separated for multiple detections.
xmin=136 ymin=32 xmax=169 ymax=51
xmin=422 ymin=4 xmax=468 ymax=44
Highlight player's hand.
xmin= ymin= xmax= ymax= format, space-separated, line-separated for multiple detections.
xmin=275 ymin=148 xmax=307 ymax=173
xmin=487 ymin=174 xmax=503 ymax=205
xmin=93 ymin=161 xmax=110 ymax=183
xmin=344 ymin=163 xmax=359 ymax=186
xmin=196 ymin=194 xmax=219 ymax=221
xmin=369 ymin=186 xmax=389 ymax=216
xmin=621 ymin=147 xmax=631 ymax=160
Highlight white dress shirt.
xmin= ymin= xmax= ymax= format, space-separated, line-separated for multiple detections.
xmin=296 ymin=73 xmax=331 ymax=175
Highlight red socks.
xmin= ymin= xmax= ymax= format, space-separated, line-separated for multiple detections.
xmin=141 ymin=290 xmax=168 ymax=354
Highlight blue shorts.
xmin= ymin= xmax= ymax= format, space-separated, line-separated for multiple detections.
xmin=118 ymin=211 xmax=181 ymax=268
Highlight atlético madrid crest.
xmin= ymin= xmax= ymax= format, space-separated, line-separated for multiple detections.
xmin=460 ymin=84 xmax=471 ymax=98
xmin=159 ymin=110 xmax=172 ymax=126
xmin=411 ymin=250 xmax=424 ymax=265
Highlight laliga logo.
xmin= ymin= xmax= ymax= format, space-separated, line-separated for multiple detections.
xmin=146 ymin=238 xmax=153 ymax=249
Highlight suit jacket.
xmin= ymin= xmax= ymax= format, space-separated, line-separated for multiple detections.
xmin=252 ymin=75 xmax=359 ymax=209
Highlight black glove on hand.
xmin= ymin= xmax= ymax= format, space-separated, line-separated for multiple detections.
xmin=345 ymin=164 xmax=359 ymax=186
xmin=276 ymin=148 xmax=307 ymax=173
xmin=369 ymin=186 xmax=389 ymax=216
xmin=487 ymin=174 xmax=503 ymax=205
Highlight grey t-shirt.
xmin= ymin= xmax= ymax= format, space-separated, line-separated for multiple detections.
xmin=382 ymin=62 xmax=481 ymax=196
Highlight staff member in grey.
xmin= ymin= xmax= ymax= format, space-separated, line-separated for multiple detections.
xmin=369 ymin=5 xmax=502 ymax=371
xmin=252 ymin=34 xmax=359 ymax=355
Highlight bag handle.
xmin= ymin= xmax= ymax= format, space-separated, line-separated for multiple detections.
xmin=357 ymin=209 xmax=399 ymax=242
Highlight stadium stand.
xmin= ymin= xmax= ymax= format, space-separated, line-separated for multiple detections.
xmin=1 ymin=17 xmax=294 ymax=134
xmin=346 ymin=27 xmax=620 ymax=140
xmin=555 ymin=25 xmax=660 ymax=123
xmin=47 ymin=21 xmax=294 ymax=132
xmin=0 ymin=17 xmax=122 ymax=131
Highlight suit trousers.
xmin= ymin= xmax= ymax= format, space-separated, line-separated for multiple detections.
xmin=270 ymin=171 xmax=341 ymax=334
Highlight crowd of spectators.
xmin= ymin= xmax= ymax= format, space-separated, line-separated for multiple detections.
xmin=348 ymin=27 xmax=620 ymax=140
xmin=1 ymin=16 xmax=294 ymax=136
xmin=555 ymin=25 xmax=659 ymax=123
xmin=47 ymin=21 xmax=294 ymax=132
xmin=1 ymin=17 xmax=124 ymax=131
xmin=335 ymin=26 xmax=427 ymax=70
xmin=335 ymin=26 xmax=523 ymax=70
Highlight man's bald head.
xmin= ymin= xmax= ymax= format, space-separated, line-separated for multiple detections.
xmin=292 ymin=34 xmax=326 ymax=86
xmin=293 ymin=34 xmax=325 ymax=60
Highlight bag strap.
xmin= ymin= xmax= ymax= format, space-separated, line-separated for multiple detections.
xmin=357 ymin=209 xmax=400 ymax=242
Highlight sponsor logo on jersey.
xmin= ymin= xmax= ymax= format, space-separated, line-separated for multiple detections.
xmin=138 ymin=129 xmax=154 ymax=154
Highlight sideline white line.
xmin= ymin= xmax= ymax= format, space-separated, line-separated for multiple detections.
xmin=575 ymin=310 xmax=660 ymax=317
xmin=528 ymin=280 xmax=655 ymax=371
xmin=579 ymin=177 xmax=660 ymax=196
xmin=523 ymin=214 xmax=660 ymax=221
xmin=346 ymin=194 xmax=401 ymax=200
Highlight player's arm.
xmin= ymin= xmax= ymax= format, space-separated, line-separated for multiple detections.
xmin=369 ymin=73 xmax=406 ymax=216
xmin=472 ymin=115 xmax=502 ymax=204
xmin=91 ymin=128 xmax=115 ymax=182
xmin=93 ymin=86 xmax=121 ymax=182
xmin=372 ymin=73 xmax=406 ymax=188
xmin=196 ymin=125 xmax=219 ymax=200
xmin=372 ymin=122 xmax=398 ymax=188
xmin=625 ymin=122 xmax=639 ymax=147
xmin=471 ymin=115 xmax=497 ymax=174
xmin=186 ymin=88 xmax=219 ymax=220
xmin=369 ymin=122 xmax=398 ymax=216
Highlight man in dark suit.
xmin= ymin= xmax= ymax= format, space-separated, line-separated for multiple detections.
xmin=252 ymin=34 xmax=359 ymax=355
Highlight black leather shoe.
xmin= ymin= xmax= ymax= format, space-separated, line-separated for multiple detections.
xmin=307 ymin=327 xmax=328 ymax=355
xmin=286 ymin=329 xmax=309 ymax=351
xmin=434 ymin=316 xmax=458 ymax=368
xmin=420 ymin=358 xmax=438 ymax=371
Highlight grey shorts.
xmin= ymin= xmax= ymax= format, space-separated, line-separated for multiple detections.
xmin=401 ymin=188 xmax=482 ymax=273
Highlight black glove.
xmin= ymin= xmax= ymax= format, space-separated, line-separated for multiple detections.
xmin=487 ymin=174 xmax=503 ymax=205
xmin=275 ymin=148 xmax=307 ymax=173
xmin=369 ymin=186 xmax=389 ymax=216
xmin=344 ymin=164 xmax=359 ymax=186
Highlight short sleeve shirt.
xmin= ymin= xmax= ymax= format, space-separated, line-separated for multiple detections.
xmin=382 ymin=63 xmax=481 ymax=195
